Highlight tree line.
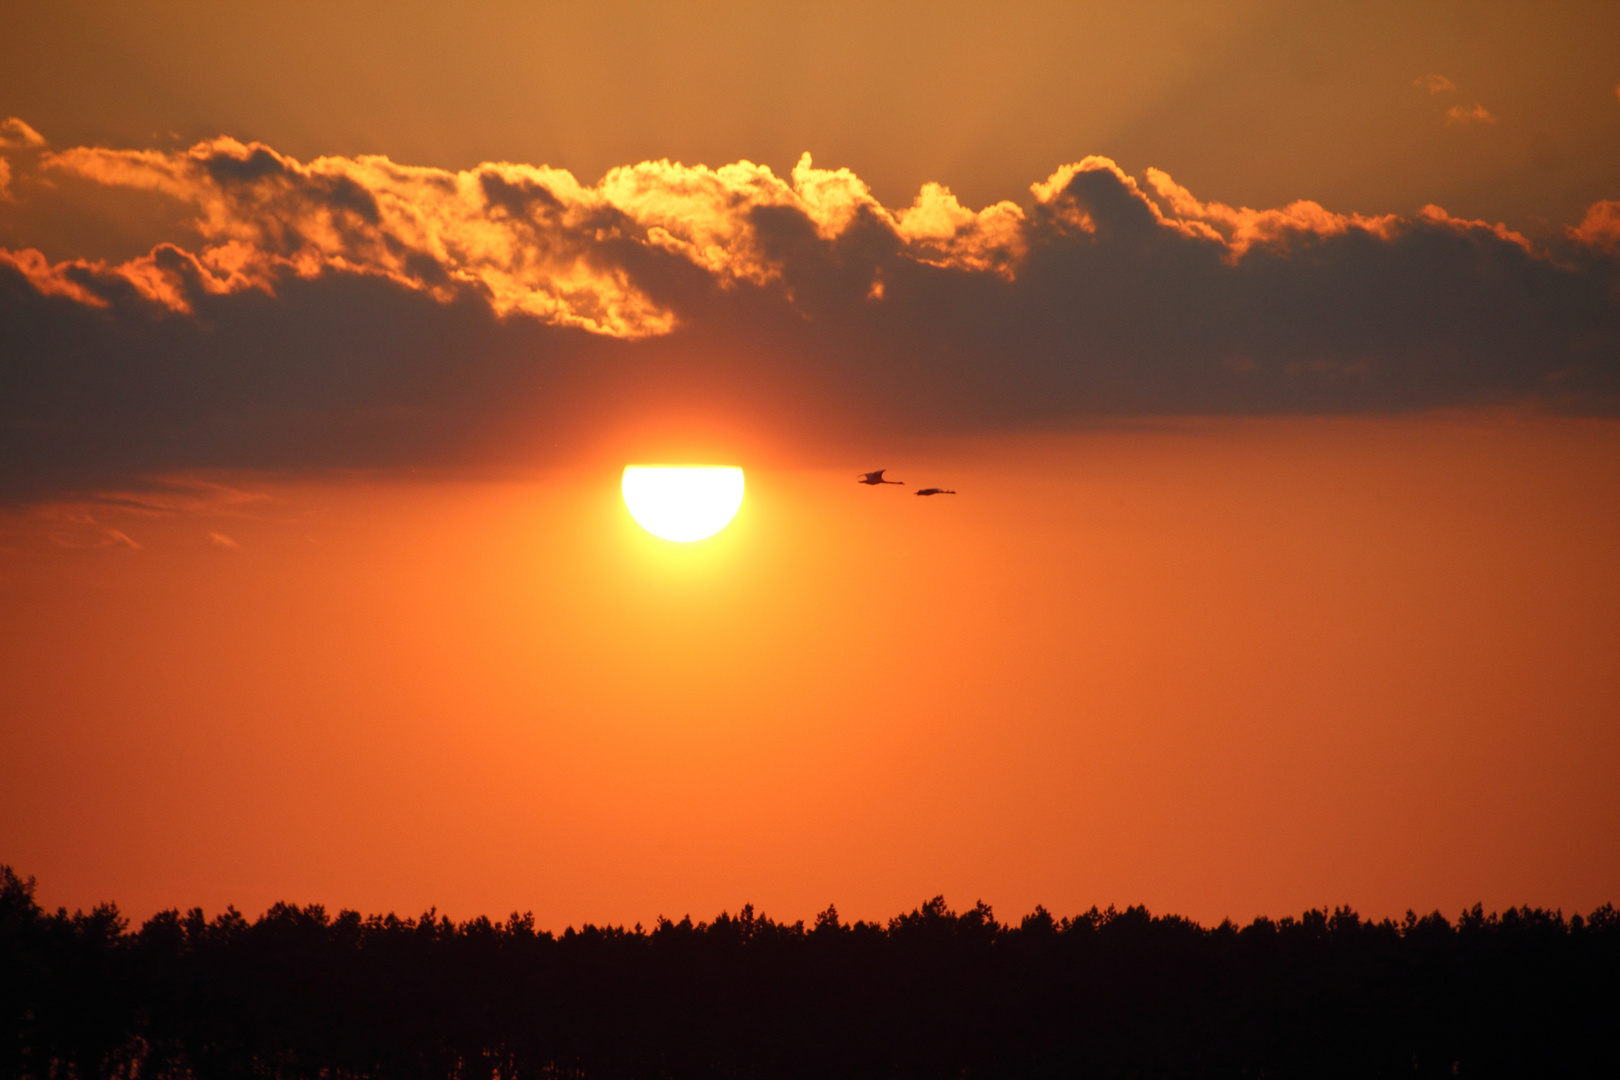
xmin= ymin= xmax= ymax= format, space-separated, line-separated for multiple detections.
xmin=2 ymin=866 xmax=1615 ymax=1079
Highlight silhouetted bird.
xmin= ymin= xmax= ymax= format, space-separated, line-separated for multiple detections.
xmin=858 ymin=470 xmax=904 ymax=485
xmin=915 ymin=488 xmax=956 ymax=496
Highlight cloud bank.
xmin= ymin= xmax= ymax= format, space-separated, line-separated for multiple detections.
xmin=2 ymin=133 xmax=1618 ymax=497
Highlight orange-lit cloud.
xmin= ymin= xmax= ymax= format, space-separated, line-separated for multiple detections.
xmin=1446 ymin=103 xmax=1497 ymax=125
xmin=1143 ymin=167 xmax=1401 ymax=258
xmin=20 ymin=137 xmax=1583 ymax=330
xmin=1569 ymin=200 xmax=1620 ymax=253
xmin=0 ymin=118 xmax=45 ymax=150
xmin=1413 ymin=205 xmax=1534 ymax=252
xmin=0 ymin=118 xmax=45 ymax=203
xmin=86 ymin=478 xmax=271 ymax=518
xmin=8 ymin=135 xmax=1592 ymax=327
xmin=1415 ymin=74 xmax=1456 ymax=94
xmin=4 ymin=478 xmax=270 ymax=548
xmin=31 ymin=141 xmax=1026 ymax=336
xmin=33 ymin=504 xmax=143 ymax=550
xmin=0 ymin=246 xmax=111 ymax=306
xmin=2 ymin=130 xmax=1618 ymax=500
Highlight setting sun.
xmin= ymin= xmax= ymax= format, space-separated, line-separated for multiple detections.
xmin=621 ymin=465 xmax=745 ymax=542
xmin=3 ymin=3 xmax=1618 ymax=1072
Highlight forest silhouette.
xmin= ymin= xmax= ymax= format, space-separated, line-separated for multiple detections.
xmin=2 ymin=867 xmax=1615 ymax=1079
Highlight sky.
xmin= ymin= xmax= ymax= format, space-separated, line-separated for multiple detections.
xmin=1 ymin=0 xmax=1618 ymax=928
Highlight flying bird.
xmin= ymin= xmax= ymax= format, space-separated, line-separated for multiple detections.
xmin=915 ymin=488 xmax=956 ymax=496
xmin=858 ymin=470 xmax=904 ymax=485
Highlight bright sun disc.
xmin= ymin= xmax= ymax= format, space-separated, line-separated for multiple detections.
xmin=621 ymin=465 xmax=745 ymax=542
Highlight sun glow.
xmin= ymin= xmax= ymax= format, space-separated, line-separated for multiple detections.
xmin=621 ymin=466 xmax=745 ymax=542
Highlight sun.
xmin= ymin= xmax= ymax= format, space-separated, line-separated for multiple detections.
xmin=621 ymin=465 xmax=745 ymax=542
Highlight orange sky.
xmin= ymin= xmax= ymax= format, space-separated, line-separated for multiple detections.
xmin=1 ymin=1 xmax=1618 ymax=928
xmin=3 ymin=416 xmax=1616 ymax=926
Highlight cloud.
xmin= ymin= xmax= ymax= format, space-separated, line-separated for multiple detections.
xmin=1446 ymin=103 xmax=1497 ymax=125
xmin=35 ymin=141 xmax=1022 ymax=334
xmin=1143 ymin=167 xmax=1404 ymax=258
xmin=0 ymin=158 xmax=11 ymax=202
xmin=0 ymin=247 xmax=117 ymax=306
xmin=35 ymin=509 xmax=144 ymax=550
xmin=1568 ymin=200 xmax=1620 ymax=253
xmin=0 ymin=478 xmax=267 ymax=550
xmin=2 ymin=133 xmax=1618 ymax=500
xmin=85 ymin=477 xmax=271 ymax=517
xmin=1415 ymin=74 xmax=1456 ymax=94
xmin=0 ymin=118 xmax=45 ymax=150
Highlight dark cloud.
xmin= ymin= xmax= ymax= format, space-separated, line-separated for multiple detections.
xmin=2 ymin=137 xmax=1618 ymax=500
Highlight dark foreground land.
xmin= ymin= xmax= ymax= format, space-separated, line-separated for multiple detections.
xmin=2 ymin=867 xmax=1616 ymax=1080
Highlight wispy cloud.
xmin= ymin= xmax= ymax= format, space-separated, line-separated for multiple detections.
xmin=3 ymin=478 xmax=270 ymax=549
xmin=1446 ymin=103 xmax=1497 ymax=125
xmin=86 ymin=477 xmax=271 ymax=517
xmin=1415 ymin=74 xmax=1456 ymax=94
xmin=39 ymin=513 xmax=143 ymax=550
xmin=0 ymin=117 xmax=45 ymax=150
